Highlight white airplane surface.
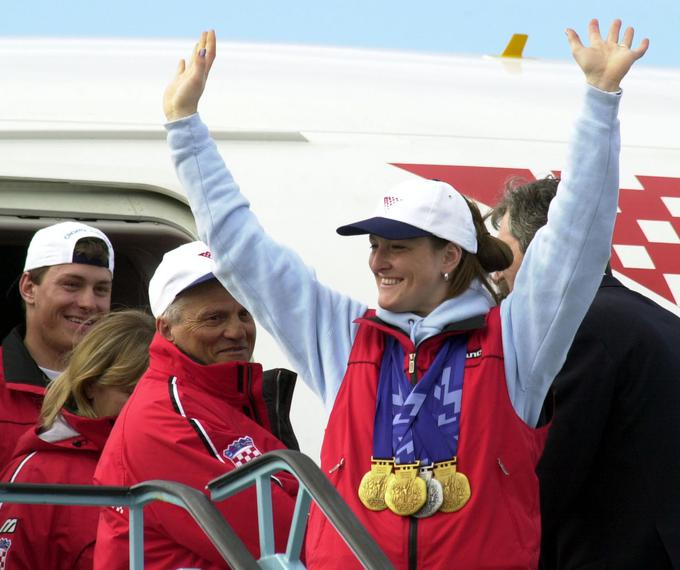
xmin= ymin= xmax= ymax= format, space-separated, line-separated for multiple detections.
xmin=1 ymin=38 xmax=679 ymax=460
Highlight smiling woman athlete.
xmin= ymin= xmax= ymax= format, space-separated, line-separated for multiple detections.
xmin=162 ymin=20 xmax=647 ymax=569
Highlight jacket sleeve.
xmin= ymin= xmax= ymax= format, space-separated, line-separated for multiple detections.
xmin=536 ymin=323 xmax=617 ymax=528
xmin=166 ymin=117 xmax=367 ymax=410
xmin=500 ymin=85 xmax=621 ymax=427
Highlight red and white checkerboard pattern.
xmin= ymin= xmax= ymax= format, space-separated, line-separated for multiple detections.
xmin=0 ymin=538 xmax=12 ymax=570
xmin=230 ymin=445 xmax=262 ymax=467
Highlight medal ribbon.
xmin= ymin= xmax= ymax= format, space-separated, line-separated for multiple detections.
xmin=372 ymin=334 xmax=468 ymax=465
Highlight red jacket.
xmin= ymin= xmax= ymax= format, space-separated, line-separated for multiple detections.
xmin=0 ymin=328 xmax=50 ymax=471
xmin=0 ymin=411 xmax=115 ymax=570
xmin=306 ymin=308 xmax=548 ymax=569
xmin=94 ymin=334 xmax=297 ymax=570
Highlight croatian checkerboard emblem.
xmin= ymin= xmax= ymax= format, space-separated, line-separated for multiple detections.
xmin=0 ymin=538 xmax=12 ymax=570
xmin=223 ymin=436 xmax=262 ymax=467
xmin=394 ymin=164 xmax=680 ymax=306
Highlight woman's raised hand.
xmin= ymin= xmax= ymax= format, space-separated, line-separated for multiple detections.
xmin=566 ymin=19 xmax=649 ymax=92
xmin=163 ymin=30 xmax=216 ymax=121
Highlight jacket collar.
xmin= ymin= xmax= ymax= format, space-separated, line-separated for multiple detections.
xmin=375 ymin=280 xmax=493 ymax=346
xmin=1 ymin=325 xmax=49 ymax=388
xmin=148 ymin=333 xmax=263 ymax=401
xmin=13 ymin=410 xmax=114 ymax=457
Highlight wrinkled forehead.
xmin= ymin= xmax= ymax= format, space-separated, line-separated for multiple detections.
xmin=176 ymin=279 xmax=250 ymax=314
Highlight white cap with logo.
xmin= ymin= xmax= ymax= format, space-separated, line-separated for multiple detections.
xmin=148 ymin=241 xmax=216 ymax=318
xmin=23 ymin=221 xmax=115 ymax=273
xmin=336 ymin=178 xmax=478 ymax=253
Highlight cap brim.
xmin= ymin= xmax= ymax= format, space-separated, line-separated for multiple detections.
xmin=336 ymin=217 xmax=433 ymax=240
xmin=181 ymin=272 xmax=216 ymax=295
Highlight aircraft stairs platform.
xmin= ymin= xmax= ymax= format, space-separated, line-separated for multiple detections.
xmin=0 ymin=449 xmax=393 ymax=569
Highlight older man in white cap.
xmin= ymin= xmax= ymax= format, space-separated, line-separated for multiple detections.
xmin=0 ymin=221 xmax=114 ymax=468
xmin=94 ymin=241 xmax=299 ymax=570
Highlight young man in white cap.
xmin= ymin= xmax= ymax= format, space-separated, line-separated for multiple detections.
xmin=94 ymin=241 xmax=298 ymax=569
xmin=0 ymin=221 xmax=114 ymax=467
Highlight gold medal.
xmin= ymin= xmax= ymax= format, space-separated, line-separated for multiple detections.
xmin=384 ymin=461 xmax=427 ymax=516
xmin=358 ymin=457 xmax=394 ymax=511
xmin=433 ymin=458 xmax=471 ymax=513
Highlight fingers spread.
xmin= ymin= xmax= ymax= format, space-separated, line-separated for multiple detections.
xmin=565 ymin=28 xmax=583 ymax=52
xmin=606 ymin=18 xmax=622 ymax=44
xmin=587 ymin=19 xmax=601 ymax=44
xmin=620 ymin=26 xmax=634 ymax=48
xmin=633 ymin=37 xmax=650 ymax=59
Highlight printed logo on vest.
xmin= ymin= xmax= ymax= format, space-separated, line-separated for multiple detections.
xmin=466 ymin=349 xmax=482 ymax=359
xmin=223 ymin=436 xmax=262 ymax=467
xmin=0 ymin=520 xmax=16 ymax=534
xmin=0 ymin=538 xmax=12 ymax=570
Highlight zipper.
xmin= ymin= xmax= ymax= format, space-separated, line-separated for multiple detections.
xmin=246 ymin=365 xmax=262 ymax=425
xmin=274 ymin=369 xmax=282 ymax=435
xmin=408 ymin=517 xmax=418 ymax=570
xmin=497 ymin=457 xmax=510 ymax=476
xmin=328 ymin=457 xmax=345 ymax=474
xmin=408 ymin=350 xmax=418 ymax=384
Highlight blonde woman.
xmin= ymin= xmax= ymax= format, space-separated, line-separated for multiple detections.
xmin=0 ymin=309 xmax=154 ymax=570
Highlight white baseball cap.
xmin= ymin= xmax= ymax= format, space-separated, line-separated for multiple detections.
xmin=24 ymin=221 xmax=115 ymax=273
xmin=336 ymin=178 xmax=478 ymax=253
xmin=148 ymin=241 xmax=216 ymax=318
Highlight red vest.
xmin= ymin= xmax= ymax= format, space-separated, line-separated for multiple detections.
xmin=306 ymin=308 xmax=548 ymax=569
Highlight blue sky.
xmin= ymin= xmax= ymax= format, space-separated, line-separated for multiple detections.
xmin=2 ymin=1 xmax=676 ymax=67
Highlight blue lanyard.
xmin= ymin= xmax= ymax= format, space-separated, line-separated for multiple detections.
xmin=372 ymin=334 xmax=468 ymax=465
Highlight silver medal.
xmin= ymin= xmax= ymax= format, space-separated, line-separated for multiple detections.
xmin=413 ymin=465 xmax=443 ymax=518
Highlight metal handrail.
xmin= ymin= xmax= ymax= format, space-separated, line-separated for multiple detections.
xmin=208 ymin=449 xmax=393 ymax=569
xmin=0 ymin=480 xmax=259 ymax=570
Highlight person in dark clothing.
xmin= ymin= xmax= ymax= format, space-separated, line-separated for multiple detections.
xmin=491 ymin=177 xmax=680 ymax=569
xmin=0 ymin=221 xmax=114 ymax=469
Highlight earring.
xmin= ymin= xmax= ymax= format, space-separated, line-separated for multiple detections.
xmin=443 ymin=272 xmax=450 ymax=281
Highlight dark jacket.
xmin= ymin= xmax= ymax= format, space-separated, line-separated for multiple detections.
xmin=538 ymin=275 xmax=680 ymax=569
xmin=0 ymin=326 xmax=49 ymax=469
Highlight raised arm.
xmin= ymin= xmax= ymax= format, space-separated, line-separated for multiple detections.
xmin=163 ymin=31 xmax=366 ymax=410
xmin=163 ymin=30 xmax=216 ymax=122
xmin=567 ymin=19 xmax=649 ymax=92
xmin=502 ymin=19 xmax=648 ymax=427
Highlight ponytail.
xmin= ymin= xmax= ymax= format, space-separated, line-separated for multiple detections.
xmin=429 ymin=197 xmax=513 ymax=305
xmin=466 ymin=197 xmax=513 ymax=273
